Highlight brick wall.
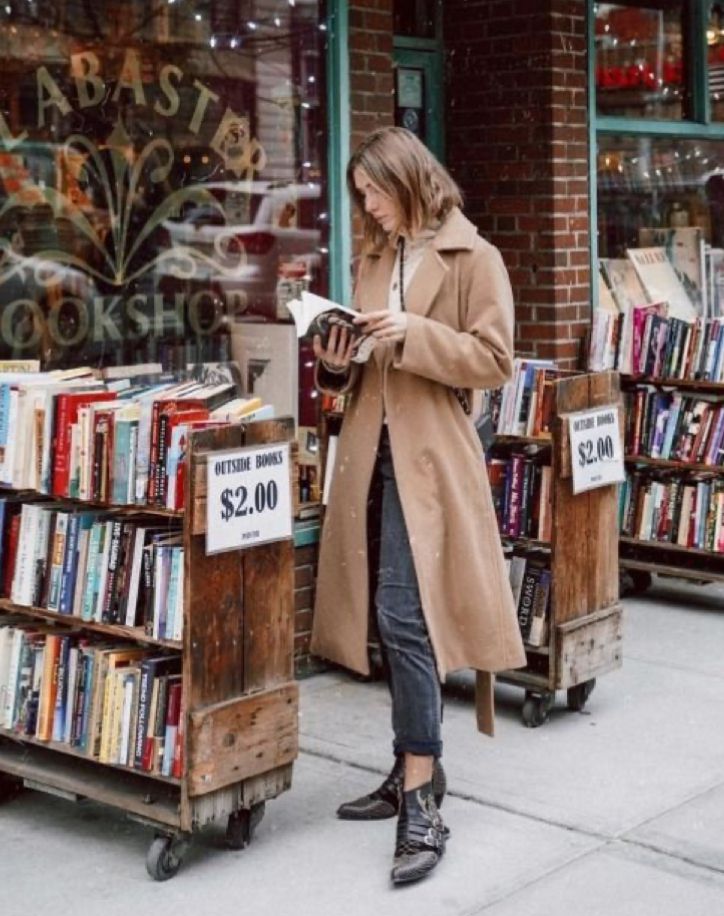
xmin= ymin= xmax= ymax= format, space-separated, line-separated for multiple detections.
xmin=444 ymin=0 xmax=590 ymax=367
xmin=348 ymin=0 xmax=395 ymax=251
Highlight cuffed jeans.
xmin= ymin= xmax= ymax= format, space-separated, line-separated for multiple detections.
xmin=375 ymin=428 xmax=443 ymax=759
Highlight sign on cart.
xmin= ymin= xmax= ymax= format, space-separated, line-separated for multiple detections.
xmin=206 ymin=443 xmax=292 ymax=554
xmin=568 ymin=406 xmax=624 ymax=495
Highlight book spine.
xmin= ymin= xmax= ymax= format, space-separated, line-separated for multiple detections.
xmin=51 ymin=395 xmax=72 ymax=497
xmin=101 ymin=520 xmax=123 ymax=623
xmin=58 ymin=513 xmax=81 ymax=615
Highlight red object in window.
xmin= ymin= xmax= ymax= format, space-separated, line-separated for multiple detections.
xmin=241 ymin=231 xmax=276 ymax=255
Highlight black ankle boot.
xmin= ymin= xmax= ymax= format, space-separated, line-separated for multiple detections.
xmin=390 ymin=782 xmax=446 ymax=885
xmin=337 ymin=757 xmax=447 ymax=821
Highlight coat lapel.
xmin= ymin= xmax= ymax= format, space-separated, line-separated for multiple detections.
xmin=403 ymin=247 xmax=448 ymax=318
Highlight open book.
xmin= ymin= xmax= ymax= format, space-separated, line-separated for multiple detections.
xmin=286 ymin=291 xmax=375 ymax=363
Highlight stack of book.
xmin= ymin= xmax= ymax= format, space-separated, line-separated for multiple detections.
xmin=619 ymin=470 xmax=724 ymax=553
xmin=487 ymin=453 xmax=553 ymax=541
xmin=624 ymin=386 xmax=724 ymax=465
xmin=0 ymin=365 xmax=270 ymax=510
xmin=493 ymin=359 xmax=569 ymax=437
xmin=0 ymin=621 xmax=184 ymax=776
xmin=590 ymin=235 xmax=724 ymax=379
xmin=0 ymin=499 xmax=184 ymax=641
xmin=505 ymin=553 xmax=551 ymax=648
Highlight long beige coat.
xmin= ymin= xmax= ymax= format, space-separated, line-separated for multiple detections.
xmin=311 ymin=208 xmax=526 ymax=687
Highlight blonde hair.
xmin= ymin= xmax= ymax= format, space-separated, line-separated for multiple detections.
xmin=347 ymin=127 xmax=463 ymax=248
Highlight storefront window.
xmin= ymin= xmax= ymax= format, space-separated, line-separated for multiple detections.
xmin=597 ymin=135 xmax=724 ymax=260
xmin=0 ymin=0 xmax=328 ymax=424
xmin=594 ymin=2 xmax=687 ymax=120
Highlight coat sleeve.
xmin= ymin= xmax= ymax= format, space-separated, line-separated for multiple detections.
xmin=393 ymin=244 xmax=514 ymax=390
xmin=313 ymin=254 xmax=369 ymax=397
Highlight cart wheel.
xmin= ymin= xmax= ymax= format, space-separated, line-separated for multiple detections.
xmin=146 ymin=833 xmax=189 ymax=881
xmin=225 ymin=801 xmax=266 ymax=850
xmin=567 ymin=678 xmax=596 ymax=712
xmin=522 ymin=691 xmax=554 ymax=728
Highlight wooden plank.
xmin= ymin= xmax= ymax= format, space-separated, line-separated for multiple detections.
xmin=551 ymin=375 xmax=593 ymax=624
xmin=620 ymin=558 xmax=724 ymax=582
xmin=586 ymin=372 xmax=621 ymax=614
xmin=242 ymin=418 xmax=296 ymax=691
xmin=185 ymin=425 xmax=246 ymax=711
xmin=240 ymin=765 xmax=294 ymax=808
xmin=0 ymin=737 xmax=181 ymax=828
xmin=187 ymin=684 xmax=298 ymax=797
xmin=242 ymin=541 xmax=295 ymax=690
xmin=555 ymin=603 xmax=623 ymax=689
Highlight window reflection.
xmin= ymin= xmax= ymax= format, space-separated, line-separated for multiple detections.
xmin=0 ymin=0 xmax=328 ymax=378
xmin=598 ymin=135 xmax=724 ymax=267
xmin=594 ymin=2 xmax=686 ymax=120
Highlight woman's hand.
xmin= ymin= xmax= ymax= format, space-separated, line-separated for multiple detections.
xmin=354 ymin=310 xmax=408 ymax=343
xmin=312 ymin=324 xmax=356 ymax=371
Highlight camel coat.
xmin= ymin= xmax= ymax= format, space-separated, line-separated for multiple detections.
xmin=311 ymin=207 xmax=526 ymax=692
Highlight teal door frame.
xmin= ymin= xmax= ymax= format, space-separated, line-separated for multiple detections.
xmin=327 ymin=0 xmax=351 ymax=305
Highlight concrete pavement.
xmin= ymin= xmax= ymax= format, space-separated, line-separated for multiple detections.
xmin=1 ymin=578 xmax=723 ymax=915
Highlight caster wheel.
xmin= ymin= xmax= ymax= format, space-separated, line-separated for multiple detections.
xmin=567 ymin=678 xmax=596 ymax=712
xmin=146 ymin=833 xmax=189 ymax=881
xmin=226 ymin=801 xmax=266 ymax=850
xmin=522 ymin=691 xmax=554 ymax=728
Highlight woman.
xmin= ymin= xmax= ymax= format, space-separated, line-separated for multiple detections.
xmin=311 ymin=127 xmax=526 ymax=885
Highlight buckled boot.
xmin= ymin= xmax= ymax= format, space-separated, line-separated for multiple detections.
xmin=337 ymin=756 xmax=447 ymax=821
xmin=390 ymin=782 xmax=446 ymax=885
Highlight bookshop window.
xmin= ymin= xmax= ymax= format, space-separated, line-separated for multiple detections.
xmin=0 ymin=0 xmax=328 ymax=424
xmin=594 ymin=2 xmax=689 ymax=120
xmin=597 ymin=134 xmax=724 ymax=260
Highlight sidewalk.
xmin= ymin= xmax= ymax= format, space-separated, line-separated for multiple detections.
xmin=2 ymin=578 xmax=723 ymax=916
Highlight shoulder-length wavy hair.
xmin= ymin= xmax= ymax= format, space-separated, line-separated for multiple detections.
xmin=347 ymin=127 xmax=463 ymax=249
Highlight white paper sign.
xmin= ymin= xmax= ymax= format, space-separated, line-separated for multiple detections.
xmin=206 ymin=443 xmax=292 ymax=554
xmin=568 ymin=406 xmax=625 ymax=495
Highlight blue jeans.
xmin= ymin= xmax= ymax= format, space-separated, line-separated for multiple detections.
xmin=375 ymin=429 xmax=443 ymax=758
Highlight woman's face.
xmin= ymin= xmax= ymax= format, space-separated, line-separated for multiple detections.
xmin=353 ymin=167 xmax=401 ymax=235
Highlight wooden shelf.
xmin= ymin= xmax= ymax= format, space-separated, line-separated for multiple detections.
xmin=620 ymin=375 xmax=724 ymax=394
xmin=493 ymin=435 xmax=552 ymax=448
xmin=620 ymin=557 xmax=724 ymax=583
xmin=0 ymin=726 xmax=181 ymax=786
xmin=0 ymin=486 xmax=183 ymax=519
xmin=0 ymin=599 xmax=182 ymax=650
xmin=625 ymin=455 xmax=723 ymax=473
xmin=0 ymin=736 xmax=181 ymax=827
xmin=524 ymin=644 xmax=550 ymax=656
xmin=501 ymin=536 xmax=552 ymax=552
xmin=620 ymin=536 xmax=724 ymax=561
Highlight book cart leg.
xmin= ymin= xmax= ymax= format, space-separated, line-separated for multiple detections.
xmin=566 ymin=678 xmax=596 ymax=712
xmin=225 ymin=801 xmax=266 ymax=849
